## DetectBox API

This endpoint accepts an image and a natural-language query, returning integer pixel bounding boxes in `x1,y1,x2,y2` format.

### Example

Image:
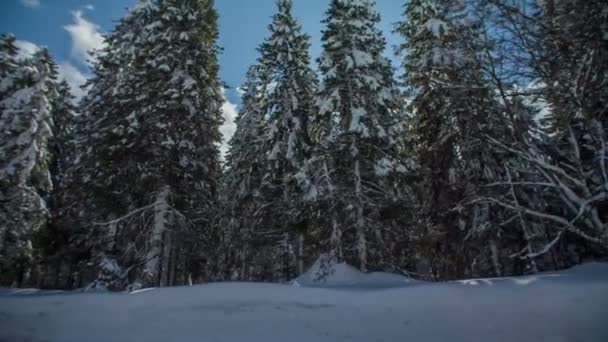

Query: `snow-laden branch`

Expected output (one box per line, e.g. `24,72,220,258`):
92,203,160,226
472,196,603,245
510,231,564,260
487,136,585,188
595,120,608,187
484,126,607,249
92,200,188,227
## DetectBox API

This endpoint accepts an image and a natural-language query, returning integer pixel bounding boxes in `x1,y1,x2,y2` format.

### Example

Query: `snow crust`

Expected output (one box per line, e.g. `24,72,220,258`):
1,263,607,342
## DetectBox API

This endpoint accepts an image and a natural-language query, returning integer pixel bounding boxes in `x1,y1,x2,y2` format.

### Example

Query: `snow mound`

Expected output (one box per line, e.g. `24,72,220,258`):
293,254,416,288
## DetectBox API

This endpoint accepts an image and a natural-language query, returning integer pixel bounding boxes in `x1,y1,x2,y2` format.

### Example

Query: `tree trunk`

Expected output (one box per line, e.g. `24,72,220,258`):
143,186,171,287
490,238,502,277
168,242,177,286
160,231,172,287
297,232,304,275
240,244,248,280
330,215,342,260
354,159,367,272
506,167,538,273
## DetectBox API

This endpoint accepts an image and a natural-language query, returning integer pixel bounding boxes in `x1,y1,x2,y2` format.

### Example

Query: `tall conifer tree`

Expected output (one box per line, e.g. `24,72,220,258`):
309,0,410,271
221,65,269,280
396,0,518,277
63,0,224,289
257,0,317,279
0,36,57,286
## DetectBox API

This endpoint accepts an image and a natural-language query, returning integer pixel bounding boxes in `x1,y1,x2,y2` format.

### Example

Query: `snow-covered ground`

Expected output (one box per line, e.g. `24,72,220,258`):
1,263,608,342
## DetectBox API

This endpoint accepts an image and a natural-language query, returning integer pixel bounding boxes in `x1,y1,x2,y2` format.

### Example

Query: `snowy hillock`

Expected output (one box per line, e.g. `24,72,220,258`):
293,255,416,289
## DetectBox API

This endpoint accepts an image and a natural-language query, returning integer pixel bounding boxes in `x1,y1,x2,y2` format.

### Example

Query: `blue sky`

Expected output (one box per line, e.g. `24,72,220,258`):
0,0,405,151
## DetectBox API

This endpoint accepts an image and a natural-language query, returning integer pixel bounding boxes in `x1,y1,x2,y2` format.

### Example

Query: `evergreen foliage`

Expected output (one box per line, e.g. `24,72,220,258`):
60,0,224,290
0,35,56,286
306,0,412,271
0,0,605,289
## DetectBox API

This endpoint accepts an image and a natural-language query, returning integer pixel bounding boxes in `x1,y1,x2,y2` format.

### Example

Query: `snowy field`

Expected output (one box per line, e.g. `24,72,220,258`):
1,263,608,342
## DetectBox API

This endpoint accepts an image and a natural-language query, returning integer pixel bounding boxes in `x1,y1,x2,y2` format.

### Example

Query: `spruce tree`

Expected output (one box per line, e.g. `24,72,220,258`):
0,36,56,286
310,0,411,271
256,0,317,279
40,80,79,289
221,65,269,280
63,0,224,289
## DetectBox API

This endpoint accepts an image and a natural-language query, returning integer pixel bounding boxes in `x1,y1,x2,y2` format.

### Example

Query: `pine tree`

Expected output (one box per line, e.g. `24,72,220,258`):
62,0,224,290
309,0,411,271
0,36,56,286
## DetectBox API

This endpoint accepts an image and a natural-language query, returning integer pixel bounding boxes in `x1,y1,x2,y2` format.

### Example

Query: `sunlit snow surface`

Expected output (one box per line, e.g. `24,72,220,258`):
1,263,608,342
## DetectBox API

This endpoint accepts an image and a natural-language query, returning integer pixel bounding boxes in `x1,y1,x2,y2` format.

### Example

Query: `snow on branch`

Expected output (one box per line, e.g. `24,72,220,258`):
479,128,608,250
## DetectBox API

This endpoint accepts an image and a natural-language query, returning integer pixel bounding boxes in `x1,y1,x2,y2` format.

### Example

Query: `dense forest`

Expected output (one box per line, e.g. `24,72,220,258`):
0,0,606,291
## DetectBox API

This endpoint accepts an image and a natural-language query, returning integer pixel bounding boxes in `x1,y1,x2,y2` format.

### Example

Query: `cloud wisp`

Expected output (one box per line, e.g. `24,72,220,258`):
20,0,41,9
57,62,89,101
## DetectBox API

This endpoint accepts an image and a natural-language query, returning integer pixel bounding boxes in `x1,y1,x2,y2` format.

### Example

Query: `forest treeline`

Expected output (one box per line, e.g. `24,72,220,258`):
1,0,606,290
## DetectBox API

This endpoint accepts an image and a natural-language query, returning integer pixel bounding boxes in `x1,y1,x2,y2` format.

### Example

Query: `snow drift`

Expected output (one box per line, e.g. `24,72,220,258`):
292,254,416,288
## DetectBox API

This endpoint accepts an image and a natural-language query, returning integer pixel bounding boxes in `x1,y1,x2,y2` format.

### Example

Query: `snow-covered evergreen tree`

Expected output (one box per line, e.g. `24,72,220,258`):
220,1,318,281
0,35,56,286
256,0,317,279
220,65,269,280
308,0,411,271
62,0,224,290
37,79,80,289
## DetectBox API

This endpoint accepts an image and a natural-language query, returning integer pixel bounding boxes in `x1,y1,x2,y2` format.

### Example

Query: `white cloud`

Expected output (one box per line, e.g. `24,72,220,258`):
220,91,239,158
84,4,94,11
20,0,40,9
63,10,105,66
15,40,40,60
58,62,89,101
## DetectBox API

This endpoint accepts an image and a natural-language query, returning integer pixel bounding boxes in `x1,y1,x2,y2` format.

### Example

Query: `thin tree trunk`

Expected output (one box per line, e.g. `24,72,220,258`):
297,232,304,275
323,160,342,261
490,238,502,277
168,242,177,286
53,258,62,289
160,231,172,287
507,167,538,273
354,158,367,272
330,216,342,260
240,244,248,280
